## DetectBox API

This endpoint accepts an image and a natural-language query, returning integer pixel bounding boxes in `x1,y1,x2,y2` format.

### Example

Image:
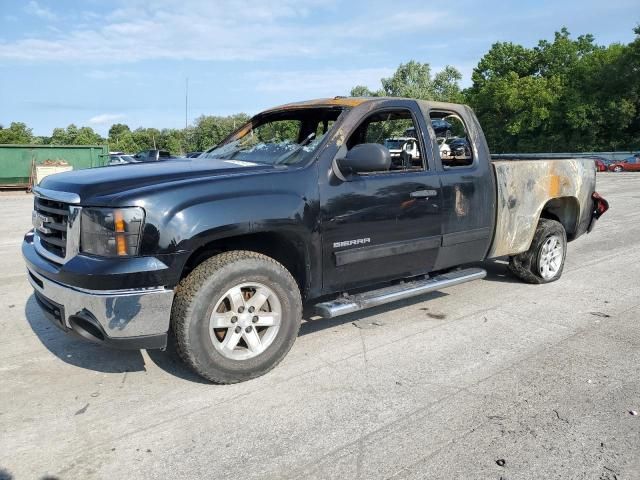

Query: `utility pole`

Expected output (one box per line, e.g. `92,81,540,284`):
184,77,189,155
185,77,189,130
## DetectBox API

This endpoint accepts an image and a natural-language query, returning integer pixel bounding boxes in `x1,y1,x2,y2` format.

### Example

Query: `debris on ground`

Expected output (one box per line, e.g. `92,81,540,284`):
352,320,384,329
427,312,446,319
74,403,89,416
629,410,638,416
553,409,569,423
589,312,611,318
496,459,506,467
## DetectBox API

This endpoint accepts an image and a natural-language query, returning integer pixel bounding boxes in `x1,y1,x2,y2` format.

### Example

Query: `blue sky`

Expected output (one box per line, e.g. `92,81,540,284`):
0,0,638,136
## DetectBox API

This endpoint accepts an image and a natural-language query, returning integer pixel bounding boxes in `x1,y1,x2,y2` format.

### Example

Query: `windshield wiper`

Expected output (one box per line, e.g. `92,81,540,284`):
274,132,316,165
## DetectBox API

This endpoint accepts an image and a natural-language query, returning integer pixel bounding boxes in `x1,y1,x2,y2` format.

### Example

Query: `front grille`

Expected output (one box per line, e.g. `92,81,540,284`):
34,196,70,260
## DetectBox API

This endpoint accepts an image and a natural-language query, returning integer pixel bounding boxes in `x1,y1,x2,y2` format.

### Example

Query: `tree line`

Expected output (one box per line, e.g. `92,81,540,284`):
1,27,638,154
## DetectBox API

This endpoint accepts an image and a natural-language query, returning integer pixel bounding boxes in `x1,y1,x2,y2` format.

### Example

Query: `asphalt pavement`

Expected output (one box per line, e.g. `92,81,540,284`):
1,173,638,479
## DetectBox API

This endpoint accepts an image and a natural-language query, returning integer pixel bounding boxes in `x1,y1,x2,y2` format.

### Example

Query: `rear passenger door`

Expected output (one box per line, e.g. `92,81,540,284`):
425,106,495,269
319,100,443,293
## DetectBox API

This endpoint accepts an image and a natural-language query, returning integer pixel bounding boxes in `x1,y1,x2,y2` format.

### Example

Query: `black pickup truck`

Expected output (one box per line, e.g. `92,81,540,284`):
23,97,608,383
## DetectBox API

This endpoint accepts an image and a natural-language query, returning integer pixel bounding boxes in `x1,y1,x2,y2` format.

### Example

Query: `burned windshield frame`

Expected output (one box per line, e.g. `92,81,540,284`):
201,107,346,166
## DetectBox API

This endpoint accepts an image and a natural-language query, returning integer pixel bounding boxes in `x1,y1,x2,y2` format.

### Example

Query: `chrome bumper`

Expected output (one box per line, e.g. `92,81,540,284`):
27,267,174,349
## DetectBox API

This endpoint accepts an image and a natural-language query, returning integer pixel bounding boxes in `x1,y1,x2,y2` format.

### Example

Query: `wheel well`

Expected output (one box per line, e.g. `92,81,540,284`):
181,232,309,296
540,197,579,239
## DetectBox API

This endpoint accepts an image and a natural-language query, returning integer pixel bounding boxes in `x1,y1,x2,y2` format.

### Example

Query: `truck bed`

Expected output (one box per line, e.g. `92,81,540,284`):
487,157,596,258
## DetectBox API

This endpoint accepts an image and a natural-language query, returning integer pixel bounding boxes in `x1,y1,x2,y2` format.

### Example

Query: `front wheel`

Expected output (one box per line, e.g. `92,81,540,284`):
172,251,302,383
613,166,622,172
508,219,567,284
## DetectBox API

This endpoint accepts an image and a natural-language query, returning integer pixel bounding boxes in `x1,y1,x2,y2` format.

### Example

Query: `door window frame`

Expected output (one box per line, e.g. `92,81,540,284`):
425,108,478,172
337,106,432,176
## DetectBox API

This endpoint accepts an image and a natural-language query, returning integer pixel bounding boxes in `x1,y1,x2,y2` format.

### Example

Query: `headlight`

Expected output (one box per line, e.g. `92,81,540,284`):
80,207,145,257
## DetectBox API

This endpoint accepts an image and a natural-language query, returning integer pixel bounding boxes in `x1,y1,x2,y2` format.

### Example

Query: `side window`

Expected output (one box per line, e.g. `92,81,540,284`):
346,109,424,173
429,111,473,168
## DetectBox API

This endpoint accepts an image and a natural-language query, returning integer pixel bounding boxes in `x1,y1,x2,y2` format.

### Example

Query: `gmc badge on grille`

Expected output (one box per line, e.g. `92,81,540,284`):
32,211,53,235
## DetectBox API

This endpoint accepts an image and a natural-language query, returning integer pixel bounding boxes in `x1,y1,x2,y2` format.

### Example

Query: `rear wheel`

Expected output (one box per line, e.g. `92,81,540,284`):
508,219,567,284
172,251,302,383
613,165,622,172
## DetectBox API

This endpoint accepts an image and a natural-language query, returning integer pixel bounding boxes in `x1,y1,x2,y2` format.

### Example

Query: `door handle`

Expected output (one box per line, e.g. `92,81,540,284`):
410,189,438,198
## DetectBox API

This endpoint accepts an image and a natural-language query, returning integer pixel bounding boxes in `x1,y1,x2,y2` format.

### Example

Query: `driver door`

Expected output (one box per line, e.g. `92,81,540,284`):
319,102,443,293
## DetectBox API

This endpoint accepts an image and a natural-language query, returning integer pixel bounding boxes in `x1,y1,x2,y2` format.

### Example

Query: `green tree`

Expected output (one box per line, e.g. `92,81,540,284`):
108,124,139,153
350,61,463,102
351,60,462,102
466,27,639,152
157,128,184,154
349,85,378,97
75,126,103,145
191,113,250,151
108,123,131,139
0,122,33,144
50,124,103,145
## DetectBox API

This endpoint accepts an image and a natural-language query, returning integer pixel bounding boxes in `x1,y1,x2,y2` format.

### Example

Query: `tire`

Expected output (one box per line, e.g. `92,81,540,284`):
171,251,302,384
508,219,567,284
613,166,622,172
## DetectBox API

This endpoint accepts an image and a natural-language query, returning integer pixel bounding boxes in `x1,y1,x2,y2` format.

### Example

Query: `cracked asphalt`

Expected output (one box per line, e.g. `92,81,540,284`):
1,174,639,479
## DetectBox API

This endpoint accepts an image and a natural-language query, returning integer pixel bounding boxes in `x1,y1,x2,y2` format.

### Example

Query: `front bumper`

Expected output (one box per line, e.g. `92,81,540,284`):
23,235,174,350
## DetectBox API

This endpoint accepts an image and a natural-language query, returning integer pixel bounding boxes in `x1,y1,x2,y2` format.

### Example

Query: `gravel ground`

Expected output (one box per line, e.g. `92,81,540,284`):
0,173,639,480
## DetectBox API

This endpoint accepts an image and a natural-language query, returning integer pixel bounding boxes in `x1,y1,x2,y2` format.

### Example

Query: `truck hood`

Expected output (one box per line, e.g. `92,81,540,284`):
38,157,274,203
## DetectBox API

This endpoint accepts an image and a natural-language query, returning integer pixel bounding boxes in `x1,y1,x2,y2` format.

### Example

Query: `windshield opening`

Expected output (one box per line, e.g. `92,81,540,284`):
201,107,344,165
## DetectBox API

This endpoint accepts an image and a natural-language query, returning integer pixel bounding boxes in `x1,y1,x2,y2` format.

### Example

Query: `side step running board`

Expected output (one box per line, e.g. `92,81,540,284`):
314,267,486,319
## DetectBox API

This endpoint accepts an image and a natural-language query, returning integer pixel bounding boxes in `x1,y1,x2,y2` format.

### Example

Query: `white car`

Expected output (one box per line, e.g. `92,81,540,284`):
108,154,137,166
438,137,451,158
384,137,420,160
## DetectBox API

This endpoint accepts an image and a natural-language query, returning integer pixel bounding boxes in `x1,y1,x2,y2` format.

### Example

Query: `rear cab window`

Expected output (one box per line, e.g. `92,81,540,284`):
429,111,473,169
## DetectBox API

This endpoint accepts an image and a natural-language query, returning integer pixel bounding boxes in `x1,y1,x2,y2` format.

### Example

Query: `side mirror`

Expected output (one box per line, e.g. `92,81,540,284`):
338,143,391,175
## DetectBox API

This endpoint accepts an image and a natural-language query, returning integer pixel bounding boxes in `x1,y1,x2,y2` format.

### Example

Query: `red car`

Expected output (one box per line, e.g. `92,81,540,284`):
594,159,607,171
609,155,640,172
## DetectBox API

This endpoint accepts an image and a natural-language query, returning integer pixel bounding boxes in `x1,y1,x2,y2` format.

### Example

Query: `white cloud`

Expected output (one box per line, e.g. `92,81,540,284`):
0,0,449,63
88,113,125,125
24,1,57,21
251,68,395,96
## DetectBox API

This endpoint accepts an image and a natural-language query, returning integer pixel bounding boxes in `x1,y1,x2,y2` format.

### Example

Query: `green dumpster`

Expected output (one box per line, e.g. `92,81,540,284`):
0,144,108,188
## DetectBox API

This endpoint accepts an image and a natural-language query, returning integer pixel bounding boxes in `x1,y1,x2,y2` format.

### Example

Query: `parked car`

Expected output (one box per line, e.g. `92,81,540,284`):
438,137,471,164
24,97,608,384
405,119,453,139
447,137,471,157
132,149,175,162
608,155,640,172
108,154,137,166
580,156,611,172
431,118,453,137
383,137,420,168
